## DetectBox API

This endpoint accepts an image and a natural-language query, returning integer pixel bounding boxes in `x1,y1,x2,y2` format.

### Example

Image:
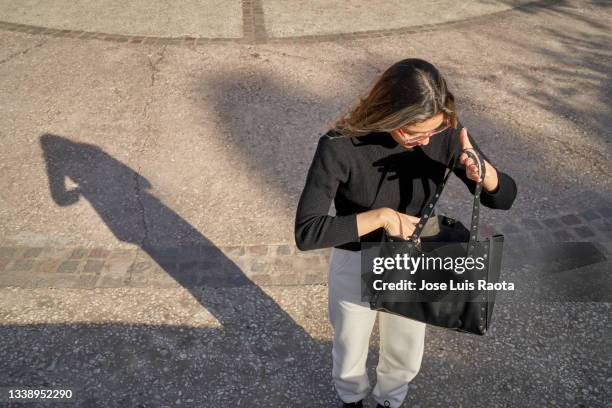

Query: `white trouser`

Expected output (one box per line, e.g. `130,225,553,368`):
327,247,426,408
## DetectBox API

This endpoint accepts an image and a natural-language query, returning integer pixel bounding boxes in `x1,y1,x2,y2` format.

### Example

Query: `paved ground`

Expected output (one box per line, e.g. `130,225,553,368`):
0,0,532,40
0,0,611,407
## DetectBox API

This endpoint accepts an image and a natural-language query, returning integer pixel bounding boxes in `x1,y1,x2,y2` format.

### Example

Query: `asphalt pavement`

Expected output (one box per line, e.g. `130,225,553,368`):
0,1,610,406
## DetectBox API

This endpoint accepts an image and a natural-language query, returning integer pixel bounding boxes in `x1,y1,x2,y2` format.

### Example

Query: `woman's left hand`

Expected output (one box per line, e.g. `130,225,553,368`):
458,127,500,193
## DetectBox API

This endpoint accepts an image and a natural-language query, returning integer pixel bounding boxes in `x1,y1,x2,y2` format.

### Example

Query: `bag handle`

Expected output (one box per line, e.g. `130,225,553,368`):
463,149,486,251
409,148,486,248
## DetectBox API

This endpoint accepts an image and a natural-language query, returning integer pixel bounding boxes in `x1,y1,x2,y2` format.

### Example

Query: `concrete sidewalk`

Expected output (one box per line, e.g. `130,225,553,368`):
0,0,611,406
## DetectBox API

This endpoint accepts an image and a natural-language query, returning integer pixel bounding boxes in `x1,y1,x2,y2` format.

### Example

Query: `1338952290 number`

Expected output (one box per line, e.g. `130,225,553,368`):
6,388,73,400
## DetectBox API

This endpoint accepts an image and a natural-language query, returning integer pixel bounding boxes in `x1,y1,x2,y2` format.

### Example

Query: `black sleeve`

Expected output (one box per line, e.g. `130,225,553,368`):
448,121,518,210
294,135,359,251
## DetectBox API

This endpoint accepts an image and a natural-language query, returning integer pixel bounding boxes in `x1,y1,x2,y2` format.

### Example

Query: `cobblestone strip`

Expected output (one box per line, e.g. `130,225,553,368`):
0,0,554,45
501,205,612,243
242,0,268,43
1,200,610,289
0,21,231,46
439,189,612,254
0,244,331,289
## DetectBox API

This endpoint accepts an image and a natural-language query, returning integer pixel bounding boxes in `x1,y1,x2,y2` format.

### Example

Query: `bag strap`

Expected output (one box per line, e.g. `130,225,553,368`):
410,148,486,247
463,149,486,255
408,153,458,241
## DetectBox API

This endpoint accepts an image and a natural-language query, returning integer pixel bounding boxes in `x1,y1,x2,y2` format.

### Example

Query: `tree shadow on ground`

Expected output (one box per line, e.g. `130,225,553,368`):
467,2,611,148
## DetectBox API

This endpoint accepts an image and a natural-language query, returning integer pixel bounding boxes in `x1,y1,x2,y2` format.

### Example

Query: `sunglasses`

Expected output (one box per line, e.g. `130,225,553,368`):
399,118,451,141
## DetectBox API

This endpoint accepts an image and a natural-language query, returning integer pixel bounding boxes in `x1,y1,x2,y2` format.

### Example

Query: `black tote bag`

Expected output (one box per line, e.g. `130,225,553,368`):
366,149,504,335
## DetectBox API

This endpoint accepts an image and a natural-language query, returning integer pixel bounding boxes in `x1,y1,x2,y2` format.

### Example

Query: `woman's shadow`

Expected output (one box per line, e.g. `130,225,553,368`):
38,133,336,405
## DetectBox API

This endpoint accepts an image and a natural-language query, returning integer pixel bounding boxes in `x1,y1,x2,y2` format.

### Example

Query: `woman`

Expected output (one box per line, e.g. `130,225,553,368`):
294,58,517,407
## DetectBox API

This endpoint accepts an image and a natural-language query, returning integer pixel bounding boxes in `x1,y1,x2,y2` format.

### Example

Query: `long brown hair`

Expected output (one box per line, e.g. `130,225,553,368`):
329,58,459,137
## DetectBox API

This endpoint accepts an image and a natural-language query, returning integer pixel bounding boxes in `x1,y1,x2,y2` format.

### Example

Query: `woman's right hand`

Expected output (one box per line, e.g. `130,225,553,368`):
379,208,421,240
